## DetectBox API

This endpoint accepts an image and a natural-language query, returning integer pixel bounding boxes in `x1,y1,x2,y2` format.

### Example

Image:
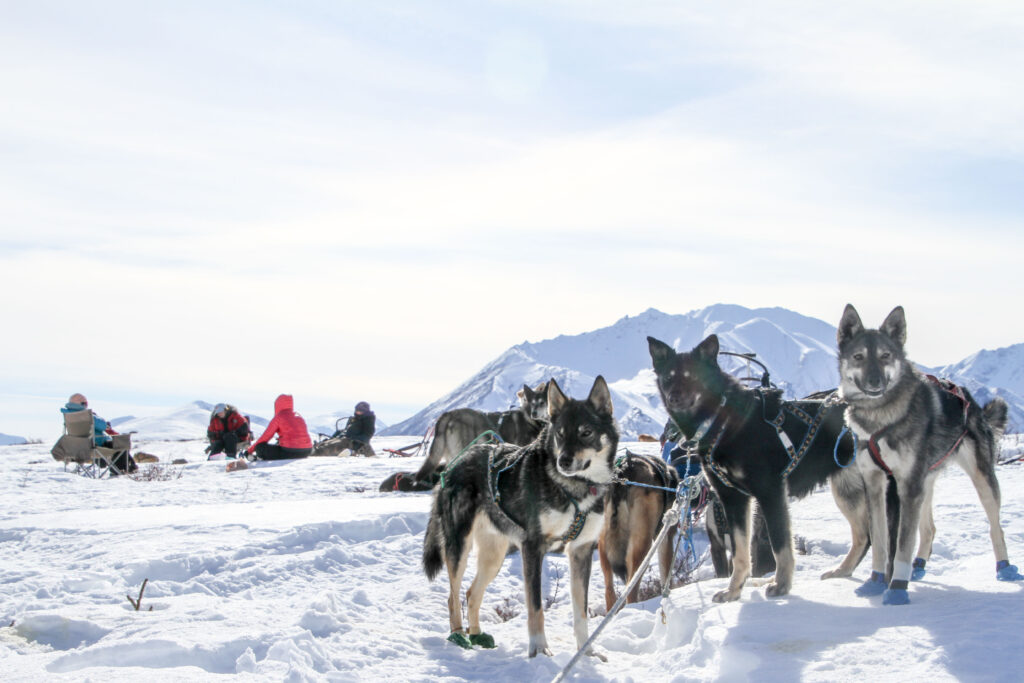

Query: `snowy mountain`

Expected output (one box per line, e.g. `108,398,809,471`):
383,304,1024,439
934,343,1024,434
0,433,28,446
115,401,269,442
107,402,387,443
383,305,844,439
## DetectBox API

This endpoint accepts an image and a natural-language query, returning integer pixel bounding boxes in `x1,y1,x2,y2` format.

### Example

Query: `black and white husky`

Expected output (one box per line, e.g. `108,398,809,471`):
648,335,861,602
838,304,1022,604
422,377,617,658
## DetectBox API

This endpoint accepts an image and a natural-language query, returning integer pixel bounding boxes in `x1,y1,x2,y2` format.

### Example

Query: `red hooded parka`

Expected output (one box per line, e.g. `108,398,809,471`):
250,394,312,451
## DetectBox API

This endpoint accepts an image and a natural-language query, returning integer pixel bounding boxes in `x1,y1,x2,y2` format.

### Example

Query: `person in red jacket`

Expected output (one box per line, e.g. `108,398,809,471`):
206,403,250,459
247,394,313,461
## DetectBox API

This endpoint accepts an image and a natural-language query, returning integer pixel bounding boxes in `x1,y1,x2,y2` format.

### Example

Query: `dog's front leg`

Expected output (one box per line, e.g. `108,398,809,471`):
854,460,892,598
883,474,926,605
522,541,551,657
757,489,794,597
714,492,751,602
568,540,606,661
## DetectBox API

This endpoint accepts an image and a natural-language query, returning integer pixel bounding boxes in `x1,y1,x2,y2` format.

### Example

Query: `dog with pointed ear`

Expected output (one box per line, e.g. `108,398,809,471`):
546,376,617,483
838,304,907,348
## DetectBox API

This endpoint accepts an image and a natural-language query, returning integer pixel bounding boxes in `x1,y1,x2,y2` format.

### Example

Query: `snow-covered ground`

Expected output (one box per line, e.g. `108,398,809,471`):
2,436,1024,682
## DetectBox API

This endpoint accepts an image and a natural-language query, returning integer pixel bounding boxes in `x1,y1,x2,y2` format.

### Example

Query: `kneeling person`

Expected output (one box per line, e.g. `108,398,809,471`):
207,403,250,458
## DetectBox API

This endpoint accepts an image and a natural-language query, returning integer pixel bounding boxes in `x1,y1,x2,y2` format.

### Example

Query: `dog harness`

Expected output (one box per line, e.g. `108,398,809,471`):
761,389,849,478
866,376,971,476
487,442,599,545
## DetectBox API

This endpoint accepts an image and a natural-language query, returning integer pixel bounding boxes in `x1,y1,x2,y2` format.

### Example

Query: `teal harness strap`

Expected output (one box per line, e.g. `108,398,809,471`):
438,429,504,489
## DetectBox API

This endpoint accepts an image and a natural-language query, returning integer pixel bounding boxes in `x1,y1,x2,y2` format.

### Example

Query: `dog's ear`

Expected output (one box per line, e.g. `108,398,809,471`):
838,304,864,347
880,306,907,346
517,384,531,402
547,379,568,418
587,375,613,417
647,336,676,369
693,334,719,361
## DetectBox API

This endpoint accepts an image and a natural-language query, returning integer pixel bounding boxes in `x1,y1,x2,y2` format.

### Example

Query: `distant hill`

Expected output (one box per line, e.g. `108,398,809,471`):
109,402,386,442
115,401,269,442
383,304,844,439
382,304,1024,438
1,433,28,446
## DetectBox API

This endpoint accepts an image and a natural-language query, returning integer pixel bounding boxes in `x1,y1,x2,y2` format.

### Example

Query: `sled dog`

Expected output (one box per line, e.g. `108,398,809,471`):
422,377,617,658
648,335,861,602
412,382,549,485
599,452,679,610
837,304,1021,604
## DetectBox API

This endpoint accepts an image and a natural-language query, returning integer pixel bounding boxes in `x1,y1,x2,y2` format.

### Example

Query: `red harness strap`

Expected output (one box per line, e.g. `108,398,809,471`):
925,375,970,472
869,377,971,476
867,426,894,476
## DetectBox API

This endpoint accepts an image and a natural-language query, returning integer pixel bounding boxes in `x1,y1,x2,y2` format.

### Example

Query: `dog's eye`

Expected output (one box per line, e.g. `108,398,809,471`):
879,352,891,360
579,426,592,439
853,353,864,361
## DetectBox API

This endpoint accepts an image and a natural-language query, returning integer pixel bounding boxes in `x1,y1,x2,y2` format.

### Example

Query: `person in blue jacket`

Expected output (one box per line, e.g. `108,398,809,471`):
61,393,137,473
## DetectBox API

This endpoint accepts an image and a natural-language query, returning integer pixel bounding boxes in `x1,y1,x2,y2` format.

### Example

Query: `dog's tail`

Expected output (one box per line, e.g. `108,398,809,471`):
983,397,1009,441
423,495,445,580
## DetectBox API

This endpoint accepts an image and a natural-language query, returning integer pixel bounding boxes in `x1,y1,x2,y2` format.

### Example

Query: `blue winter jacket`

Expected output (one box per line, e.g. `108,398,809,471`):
61,402,112,446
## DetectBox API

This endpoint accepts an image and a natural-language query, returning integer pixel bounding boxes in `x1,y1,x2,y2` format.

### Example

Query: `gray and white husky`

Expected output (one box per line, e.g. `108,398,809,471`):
422,377,616,658
411,382,549,485
837,304,1022,605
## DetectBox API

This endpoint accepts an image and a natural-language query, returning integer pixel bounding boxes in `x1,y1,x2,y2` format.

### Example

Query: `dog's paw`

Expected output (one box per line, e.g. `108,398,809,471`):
882,588,910,605
585,648,608,662
712,589,740,603
528,634,552,658
996,560,1024,581
820,568,851,580
469,632,496,649
447,631,473,649
765,582,790,598
854,571,887,597
911,558,927,581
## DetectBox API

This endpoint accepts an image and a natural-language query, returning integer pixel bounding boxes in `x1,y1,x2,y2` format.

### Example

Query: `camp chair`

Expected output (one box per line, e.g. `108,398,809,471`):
51,409,133,478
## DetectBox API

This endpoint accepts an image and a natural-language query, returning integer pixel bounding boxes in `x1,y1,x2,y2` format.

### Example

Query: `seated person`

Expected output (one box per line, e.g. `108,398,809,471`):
246,394,313,461
61,393,138,474
206,403,250,459
332,401,376,456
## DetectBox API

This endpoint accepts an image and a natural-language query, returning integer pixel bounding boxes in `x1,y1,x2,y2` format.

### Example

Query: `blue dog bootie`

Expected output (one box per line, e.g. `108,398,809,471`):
911,557,927,581
996,560,1024,582
855,571,887,597
883,580,910,606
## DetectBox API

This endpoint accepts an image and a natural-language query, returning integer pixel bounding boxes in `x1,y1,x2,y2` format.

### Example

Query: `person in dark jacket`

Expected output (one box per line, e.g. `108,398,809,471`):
247,394,313,461
332,401,376,456
206,403,250,459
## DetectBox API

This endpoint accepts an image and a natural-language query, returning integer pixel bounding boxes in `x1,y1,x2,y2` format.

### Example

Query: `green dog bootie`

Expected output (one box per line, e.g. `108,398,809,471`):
447,631,473,649
469,632,496,649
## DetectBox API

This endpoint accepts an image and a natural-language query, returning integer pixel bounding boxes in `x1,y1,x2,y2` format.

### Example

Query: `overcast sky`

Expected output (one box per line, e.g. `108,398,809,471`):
3,1,1023,439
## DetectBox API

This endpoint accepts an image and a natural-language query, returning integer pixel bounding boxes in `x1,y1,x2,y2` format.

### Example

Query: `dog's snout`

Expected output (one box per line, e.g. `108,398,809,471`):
558,454,575,471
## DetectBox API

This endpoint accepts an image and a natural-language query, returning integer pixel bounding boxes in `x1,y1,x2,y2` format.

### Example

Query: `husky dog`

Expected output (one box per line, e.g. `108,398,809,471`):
378,467,440,492
838,304,1022,604
648,335,862,602
422,377,617,658
411,382,549,485
598,452,679,610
